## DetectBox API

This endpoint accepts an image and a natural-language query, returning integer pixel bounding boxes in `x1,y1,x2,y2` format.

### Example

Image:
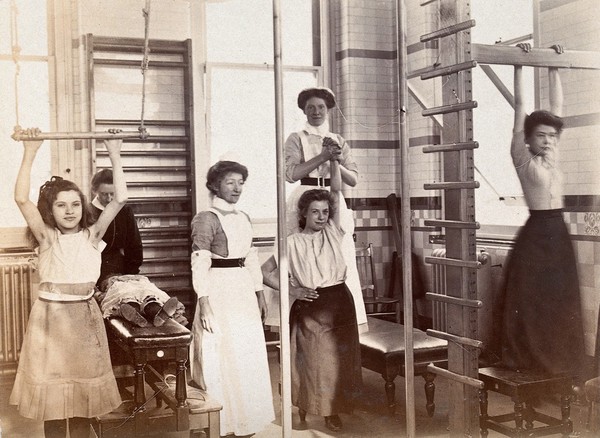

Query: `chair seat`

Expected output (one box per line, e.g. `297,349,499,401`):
363,296,399,305
585,376,600,402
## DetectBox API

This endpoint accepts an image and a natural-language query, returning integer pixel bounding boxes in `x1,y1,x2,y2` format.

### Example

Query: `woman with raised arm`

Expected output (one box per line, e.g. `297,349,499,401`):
10,130,125,438
498,44,585,376
264,157,362,432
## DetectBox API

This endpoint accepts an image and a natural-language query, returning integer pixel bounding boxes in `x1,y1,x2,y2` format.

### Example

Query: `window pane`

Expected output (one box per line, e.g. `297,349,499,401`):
0,0,48,56
209,66,317,219
471,1,533,226
206,0,314,66
0,60,51,228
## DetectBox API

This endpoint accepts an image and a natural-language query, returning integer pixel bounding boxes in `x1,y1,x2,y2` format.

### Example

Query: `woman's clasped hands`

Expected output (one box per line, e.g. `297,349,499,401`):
322,137,342,161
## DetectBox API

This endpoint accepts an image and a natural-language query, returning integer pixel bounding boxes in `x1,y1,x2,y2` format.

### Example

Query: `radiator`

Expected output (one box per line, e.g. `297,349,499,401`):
430,248,493,348
0,256,35,376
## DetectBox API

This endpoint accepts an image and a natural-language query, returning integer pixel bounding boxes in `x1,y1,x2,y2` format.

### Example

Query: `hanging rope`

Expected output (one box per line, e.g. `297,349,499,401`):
139,0,152,139
11,0,21,130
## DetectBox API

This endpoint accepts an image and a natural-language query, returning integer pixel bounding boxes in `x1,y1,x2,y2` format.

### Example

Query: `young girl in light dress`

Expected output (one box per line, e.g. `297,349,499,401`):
10,129,125,438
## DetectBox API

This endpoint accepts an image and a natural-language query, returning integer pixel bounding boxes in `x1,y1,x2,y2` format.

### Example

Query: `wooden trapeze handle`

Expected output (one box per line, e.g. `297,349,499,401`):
11,126,149,141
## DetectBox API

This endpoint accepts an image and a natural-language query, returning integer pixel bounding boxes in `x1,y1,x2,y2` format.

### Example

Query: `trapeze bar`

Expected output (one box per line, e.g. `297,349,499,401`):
424,255,481,269
425,293,482,309
424,219,480,229
420,60,477,80
12,128,149,141
422,141,479,153
420,19,476,43
422,101,478,117
427,329,483,349
427,364,484,389
424,181,480,190
472,44,600,70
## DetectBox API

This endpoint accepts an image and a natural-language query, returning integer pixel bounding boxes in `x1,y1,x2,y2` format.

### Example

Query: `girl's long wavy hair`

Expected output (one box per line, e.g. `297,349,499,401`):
296,189,335,230
26,176,93,245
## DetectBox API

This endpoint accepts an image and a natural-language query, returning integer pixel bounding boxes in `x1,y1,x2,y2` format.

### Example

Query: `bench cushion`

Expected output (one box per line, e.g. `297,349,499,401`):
107,317,192,348
359,317,447,360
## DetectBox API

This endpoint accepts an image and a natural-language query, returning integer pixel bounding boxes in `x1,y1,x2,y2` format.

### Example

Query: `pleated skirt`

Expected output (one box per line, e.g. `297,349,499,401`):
10,284,121,420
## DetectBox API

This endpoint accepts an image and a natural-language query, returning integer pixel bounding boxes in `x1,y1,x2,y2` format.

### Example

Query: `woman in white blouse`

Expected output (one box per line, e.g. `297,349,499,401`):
264,158,362,432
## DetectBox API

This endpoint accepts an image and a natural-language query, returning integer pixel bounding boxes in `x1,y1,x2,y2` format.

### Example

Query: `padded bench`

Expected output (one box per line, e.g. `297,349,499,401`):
93,317,222,438
359,316,448,415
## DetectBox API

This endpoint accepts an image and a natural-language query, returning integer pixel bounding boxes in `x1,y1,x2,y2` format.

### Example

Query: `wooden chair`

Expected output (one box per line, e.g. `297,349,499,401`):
584,308,600,432
356,243,401,322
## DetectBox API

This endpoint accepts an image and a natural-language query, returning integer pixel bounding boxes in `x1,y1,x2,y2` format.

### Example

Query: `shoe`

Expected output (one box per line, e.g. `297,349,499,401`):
324,415,342,432
153,297,178,327
120,303,149,327
298,408,307,422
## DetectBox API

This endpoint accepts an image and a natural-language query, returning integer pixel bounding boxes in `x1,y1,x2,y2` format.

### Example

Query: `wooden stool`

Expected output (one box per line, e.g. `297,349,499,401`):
478,366,573,437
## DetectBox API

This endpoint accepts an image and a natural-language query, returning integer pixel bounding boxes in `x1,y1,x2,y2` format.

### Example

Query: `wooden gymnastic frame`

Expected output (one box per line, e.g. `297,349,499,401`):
10,0,154,143
272,1,293,437
413,2,600,437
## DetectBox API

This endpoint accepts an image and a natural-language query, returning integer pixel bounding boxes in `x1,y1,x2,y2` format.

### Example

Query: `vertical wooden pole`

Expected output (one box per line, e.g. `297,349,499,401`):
396,1,416,436
438,0,479,435
272,1,292,437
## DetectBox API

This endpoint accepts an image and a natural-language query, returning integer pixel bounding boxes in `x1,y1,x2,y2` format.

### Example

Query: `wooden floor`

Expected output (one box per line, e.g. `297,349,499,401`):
0,351,595,437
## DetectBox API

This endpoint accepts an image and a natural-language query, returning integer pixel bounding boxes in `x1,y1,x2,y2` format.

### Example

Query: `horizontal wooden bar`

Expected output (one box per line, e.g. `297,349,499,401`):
122,167,191,173
422,141,479,153
420,19,476,43
12,128,148,141
427,329,483,349
421,60,477,80
96,119,188,127
425,293,482,309
93,58,187,69
472,44,600,70
97,149,189,156
425,256,481,269
424,181,480,190
127,181,190,187
128,196,190,203
427,364,484,389
422,101,478,117
424,219,480,229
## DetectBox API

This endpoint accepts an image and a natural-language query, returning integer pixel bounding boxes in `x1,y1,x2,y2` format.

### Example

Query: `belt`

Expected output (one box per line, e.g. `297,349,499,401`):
38,289,95,302
300,177,330,187
211,258,245,268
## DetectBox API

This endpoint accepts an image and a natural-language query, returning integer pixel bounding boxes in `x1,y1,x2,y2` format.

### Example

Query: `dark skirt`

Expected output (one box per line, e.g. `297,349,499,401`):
290,282,362,416
500,209,585,375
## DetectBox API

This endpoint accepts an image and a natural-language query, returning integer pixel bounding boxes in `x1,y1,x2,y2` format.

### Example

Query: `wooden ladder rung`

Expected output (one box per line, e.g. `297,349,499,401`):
421,60,477,80
128,196,190,204
425,292,482,308
97,149,189,156
427,364,484,389
425,256,480,269
420,19,476,43
122,166,191,172
423,141,479,153
422,101,477,117
427,329,483,349
127,181,190,187
424,181,480,190
424,219,479,229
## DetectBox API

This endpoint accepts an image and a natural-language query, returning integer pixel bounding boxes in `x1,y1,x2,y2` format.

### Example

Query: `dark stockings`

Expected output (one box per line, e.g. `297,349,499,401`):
44,417,90,438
